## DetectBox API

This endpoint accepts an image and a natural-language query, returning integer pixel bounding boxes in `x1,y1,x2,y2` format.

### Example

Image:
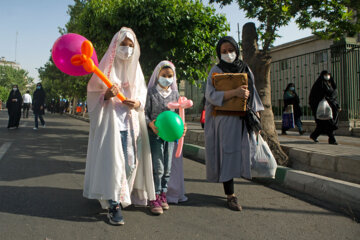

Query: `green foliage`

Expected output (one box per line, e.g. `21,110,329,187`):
0,86,9,103
63,0,229,85
295,0,360,40
0,65,34,101
38,58,88,102
211,0,360,51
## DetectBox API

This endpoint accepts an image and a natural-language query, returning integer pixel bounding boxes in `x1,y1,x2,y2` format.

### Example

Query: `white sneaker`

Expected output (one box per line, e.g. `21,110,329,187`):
33,127,38,130
42,124,46,128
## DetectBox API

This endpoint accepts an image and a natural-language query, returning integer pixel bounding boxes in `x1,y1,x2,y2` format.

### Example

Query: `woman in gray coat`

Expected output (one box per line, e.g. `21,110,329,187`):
205,36,264,211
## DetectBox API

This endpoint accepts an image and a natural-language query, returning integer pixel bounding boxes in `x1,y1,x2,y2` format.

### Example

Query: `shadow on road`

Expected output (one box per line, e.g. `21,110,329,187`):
0,186,102,222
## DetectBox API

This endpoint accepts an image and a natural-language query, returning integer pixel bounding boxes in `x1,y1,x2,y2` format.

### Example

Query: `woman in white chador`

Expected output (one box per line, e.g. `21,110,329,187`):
84,27,155,225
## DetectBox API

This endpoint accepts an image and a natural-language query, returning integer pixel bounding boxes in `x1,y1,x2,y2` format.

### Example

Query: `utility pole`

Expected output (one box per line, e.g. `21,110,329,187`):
237,23,242,60
15,31,18,62
237,23,240,44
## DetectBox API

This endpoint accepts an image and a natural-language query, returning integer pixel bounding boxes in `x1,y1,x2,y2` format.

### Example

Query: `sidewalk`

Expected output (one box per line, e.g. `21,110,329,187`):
183,121,360,217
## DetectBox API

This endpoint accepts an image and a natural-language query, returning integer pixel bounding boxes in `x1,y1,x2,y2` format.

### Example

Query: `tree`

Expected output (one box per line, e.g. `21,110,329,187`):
0,65,34,102
64,0,229,84
211,0,359,165
40,0,229,111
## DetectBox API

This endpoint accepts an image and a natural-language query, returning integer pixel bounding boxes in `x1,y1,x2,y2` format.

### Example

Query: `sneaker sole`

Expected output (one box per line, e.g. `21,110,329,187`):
107,213,125,225
149,208,163,215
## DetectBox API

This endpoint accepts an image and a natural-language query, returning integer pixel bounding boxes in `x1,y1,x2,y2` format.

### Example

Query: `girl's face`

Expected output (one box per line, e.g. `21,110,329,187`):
120,37,134,48
159,67,174,79
158,67,174,89
220,42,236,55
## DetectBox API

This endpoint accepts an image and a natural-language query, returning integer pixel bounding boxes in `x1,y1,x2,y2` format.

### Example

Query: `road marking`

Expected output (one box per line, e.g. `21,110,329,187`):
0,142,12,161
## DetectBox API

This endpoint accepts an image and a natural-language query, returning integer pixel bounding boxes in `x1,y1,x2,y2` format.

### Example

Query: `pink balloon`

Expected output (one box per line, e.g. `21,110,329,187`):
167,97,193,158
52,33,99,76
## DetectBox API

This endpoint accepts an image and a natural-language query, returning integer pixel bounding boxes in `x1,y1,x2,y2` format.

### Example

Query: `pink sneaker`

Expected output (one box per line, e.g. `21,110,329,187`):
149,195,163,215
160,192,169,210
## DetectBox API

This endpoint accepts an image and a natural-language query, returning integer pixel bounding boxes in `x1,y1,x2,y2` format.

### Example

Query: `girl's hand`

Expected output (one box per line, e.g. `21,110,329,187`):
149,119,158,135
104,85,120,100
182,123,187,137
123,99,140,110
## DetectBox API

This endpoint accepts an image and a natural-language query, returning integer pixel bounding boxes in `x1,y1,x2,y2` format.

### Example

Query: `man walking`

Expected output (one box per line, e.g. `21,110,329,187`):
23,90,32,118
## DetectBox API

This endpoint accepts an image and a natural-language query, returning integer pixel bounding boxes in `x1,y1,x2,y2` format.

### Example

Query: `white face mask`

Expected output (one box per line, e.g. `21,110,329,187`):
221,51,237,63
13,88,17,91
158,76,173,87
116,46,134,60
324,75,330,80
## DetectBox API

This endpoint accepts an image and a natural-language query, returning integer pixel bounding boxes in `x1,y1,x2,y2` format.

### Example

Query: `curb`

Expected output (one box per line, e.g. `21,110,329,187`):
65,113,90,123
183,143,360,217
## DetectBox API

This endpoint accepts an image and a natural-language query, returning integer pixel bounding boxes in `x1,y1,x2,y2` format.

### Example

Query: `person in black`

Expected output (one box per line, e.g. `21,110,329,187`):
282,83,305,135
6,85,23,129
309,71,340,145
33,83,46,130
50,98,56,114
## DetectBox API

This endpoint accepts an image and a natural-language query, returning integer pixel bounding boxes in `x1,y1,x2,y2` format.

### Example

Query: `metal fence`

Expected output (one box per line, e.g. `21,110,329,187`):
271,44,360,120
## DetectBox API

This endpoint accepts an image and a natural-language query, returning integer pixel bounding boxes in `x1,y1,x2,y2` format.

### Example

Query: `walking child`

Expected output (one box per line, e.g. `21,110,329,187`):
145,60,187,215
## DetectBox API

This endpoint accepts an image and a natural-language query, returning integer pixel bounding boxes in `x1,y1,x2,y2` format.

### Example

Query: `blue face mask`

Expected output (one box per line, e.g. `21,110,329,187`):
158,76,173,87
289,87,295,91
37,86,41,90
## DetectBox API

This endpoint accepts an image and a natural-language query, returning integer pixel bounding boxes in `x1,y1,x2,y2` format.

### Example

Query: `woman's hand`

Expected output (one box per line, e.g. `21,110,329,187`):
123,99,140,110
104,84,120,100
234,85,250,99
149,119,158,135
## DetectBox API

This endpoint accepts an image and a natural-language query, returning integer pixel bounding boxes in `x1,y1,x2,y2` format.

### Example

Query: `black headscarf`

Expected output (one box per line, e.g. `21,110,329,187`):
6,85,23,109
216,36,247,73
283,83,302,117
33,83,46,115
309,70,339,127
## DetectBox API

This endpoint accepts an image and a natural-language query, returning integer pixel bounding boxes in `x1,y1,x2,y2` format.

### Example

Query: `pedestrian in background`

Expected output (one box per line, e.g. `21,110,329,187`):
204,36,264,211
23,90,32,118
32,83,46,130
6,84,23,129
281,83,305,135
309,71,340,145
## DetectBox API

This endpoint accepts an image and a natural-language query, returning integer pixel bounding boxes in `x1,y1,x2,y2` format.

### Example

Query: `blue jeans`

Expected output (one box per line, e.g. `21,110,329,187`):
34,114,45,128
149,130,175,194
110,130,128,206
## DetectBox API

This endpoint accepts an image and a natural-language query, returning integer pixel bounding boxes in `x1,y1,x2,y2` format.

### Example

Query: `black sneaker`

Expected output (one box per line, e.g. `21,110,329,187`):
227,196,242,211
310,135,319,143
107,204,124,225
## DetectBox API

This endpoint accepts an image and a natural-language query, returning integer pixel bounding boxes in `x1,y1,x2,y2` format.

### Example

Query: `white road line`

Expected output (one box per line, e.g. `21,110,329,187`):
0,142,12,161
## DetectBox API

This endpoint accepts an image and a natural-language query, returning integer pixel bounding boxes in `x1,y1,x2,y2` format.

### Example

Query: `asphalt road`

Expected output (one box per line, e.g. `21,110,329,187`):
0,110,358,240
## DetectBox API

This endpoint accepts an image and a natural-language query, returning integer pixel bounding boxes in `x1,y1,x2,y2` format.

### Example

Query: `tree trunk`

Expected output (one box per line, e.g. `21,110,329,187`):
242,22,288,166
72,97,77,115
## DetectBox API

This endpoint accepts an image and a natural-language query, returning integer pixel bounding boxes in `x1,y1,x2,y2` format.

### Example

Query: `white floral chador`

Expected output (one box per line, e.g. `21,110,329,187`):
84,27,155,208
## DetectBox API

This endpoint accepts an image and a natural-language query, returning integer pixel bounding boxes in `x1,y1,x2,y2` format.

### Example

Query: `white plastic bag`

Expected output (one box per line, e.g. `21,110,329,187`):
316,98,333,120
251,135,278,178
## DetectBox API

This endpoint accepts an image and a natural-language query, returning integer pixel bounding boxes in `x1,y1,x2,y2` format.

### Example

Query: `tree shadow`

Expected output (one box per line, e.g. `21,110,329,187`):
0,186,102,222
178,193,226,208
184,178,258,185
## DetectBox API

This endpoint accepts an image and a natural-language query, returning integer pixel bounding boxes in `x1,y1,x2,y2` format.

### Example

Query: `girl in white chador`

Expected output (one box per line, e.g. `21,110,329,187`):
84,27,155,225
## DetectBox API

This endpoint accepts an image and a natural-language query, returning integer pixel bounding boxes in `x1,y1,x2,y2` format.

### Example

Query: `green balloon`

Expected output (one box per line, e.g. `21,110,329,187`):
155,111,184,142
